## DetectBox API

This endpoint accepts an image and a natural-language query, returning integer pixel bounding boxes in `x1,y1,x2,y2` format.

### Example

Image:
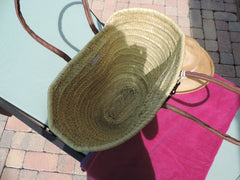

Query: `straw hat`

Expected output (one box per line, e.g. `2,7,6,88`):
48,8,185,152
176,36,214,94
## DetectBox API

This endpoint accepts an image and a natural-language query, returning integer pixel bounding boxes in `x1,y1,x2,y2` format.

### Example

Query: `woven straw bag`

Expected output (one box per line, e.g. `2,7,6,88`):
15,0,240,152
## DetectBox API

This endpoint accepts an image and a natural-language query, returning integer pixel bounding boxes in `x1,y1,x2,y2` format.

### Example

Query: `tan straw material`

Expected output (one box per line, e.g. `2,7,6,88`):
176,36,215,94
48,8,185,152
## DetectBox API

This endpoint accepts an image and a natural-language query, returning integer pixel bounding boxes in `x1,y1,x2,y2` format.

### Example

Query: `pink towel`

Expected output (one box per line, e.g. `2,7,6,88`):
82,75,240,180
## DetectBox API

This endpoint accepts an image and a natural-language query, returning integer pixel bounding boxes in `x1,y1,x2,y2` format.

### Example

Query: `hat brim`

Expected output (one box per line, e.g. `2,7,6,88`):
176,37,215,94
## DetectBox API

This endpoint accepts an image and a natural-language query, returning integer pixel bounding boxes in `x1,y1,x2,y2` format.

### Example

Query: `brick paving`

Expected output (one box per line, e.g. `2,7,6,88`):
0,0,239,179
0,116,87,180
189,0,240,85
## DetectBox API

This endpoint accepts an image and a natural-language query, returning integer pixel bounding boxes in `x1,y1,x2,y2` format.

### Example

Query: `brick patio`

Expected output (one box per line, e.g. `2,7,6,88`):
1,0,240,179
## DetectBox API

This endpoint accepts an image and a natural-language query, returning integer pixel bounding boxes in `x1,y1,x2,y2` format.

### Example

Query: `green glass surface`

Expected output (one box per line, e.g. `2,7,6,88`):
0,0,103,125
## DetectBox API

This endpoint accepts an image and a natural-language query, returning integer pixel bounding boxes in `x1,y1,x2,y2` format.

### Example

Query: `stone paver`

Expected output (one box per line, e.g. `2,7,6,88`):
237,66,240,77
205,40,218,51
1,167,20,180
0,114,8,122
23,152,58,172
214,12,237,21
232,43,240,65
230,32,240,42
208,52,220,64
0,148,9,175
214,64,236,77
57,154,75,174
177,0,189,16
19,169,38,180
201,1,225,11
215,20,229,30
166,6,178,16
0,121,6,138
229,22,240,31
190,9,202,28
203,19,217,40
5,116,31,132
178,16,190,28
73,175,89,180
0,130,15,148
190,0,240,83
11,132,31,150
36,172,72,180
1,1,239,180
44,139,65,154
217,30,232,52
27,133,45,152
202,10,214,19
220,52,234,65
5,149,25,168
225,3,237,13
191,28,204,39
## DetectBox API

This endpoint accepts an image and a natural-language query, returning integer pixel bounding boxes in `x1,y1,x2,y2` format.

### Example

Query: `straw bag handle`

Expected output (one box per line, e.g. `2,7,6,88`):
14,0,98,62
164,70,240,146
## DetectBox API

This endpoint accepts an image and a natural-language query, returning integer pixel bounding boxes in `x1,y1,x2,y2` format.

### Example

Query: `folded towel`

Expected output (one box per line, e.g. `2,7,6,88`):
81,75,240,180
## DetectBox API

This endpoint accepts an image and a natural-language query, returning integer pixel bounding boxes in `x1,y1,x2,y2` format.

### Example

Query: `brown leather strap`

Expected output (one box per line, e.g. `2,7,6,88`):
163,103,240,146
14,0,71,62
186,71,240,94
14,0,98,62
82,0,99,34
164,71,240,146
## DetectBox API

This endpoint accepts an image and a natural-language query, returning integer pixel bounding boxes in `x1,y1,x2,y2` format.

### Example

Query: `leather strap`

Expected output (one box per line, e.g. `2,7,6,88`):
163,103,240,146
14,0,98,62
164,71,240,146
186,71,240,94
82,0,99,34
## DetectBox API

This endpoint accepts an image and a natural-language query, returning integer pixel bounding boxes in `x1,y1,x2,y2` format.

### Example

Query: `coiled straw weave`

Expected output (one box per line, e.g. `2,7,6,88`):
48,8,185,152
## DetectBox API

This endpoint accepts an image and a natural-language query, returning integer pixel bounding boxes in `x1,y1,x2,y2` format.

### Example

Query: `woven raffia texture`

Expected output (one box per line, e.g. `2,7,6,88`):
48,8,185,152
